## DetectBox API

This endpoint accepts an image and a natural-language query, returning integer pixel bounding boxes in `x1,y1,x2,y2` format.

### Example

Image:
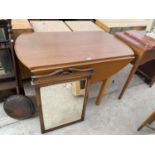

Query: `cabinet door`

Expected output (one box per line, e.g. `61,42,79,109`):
0,28,14,80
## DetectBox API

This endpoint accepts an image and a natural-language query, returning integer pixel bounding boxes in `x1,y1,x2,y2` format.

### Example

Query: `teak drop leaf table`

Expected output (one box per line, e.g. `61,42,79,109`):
15,32,134,106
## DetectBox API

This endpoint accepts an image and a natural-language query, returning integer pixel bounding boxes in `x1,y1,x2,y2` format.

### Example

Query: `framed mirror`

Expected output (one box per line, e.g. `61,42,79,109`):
32,68,93,133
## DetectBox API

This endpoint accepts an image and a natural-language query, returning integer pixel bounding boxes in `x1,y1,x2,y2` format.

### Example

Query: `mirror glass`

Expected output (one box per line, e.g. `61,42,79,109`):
40,80,85,130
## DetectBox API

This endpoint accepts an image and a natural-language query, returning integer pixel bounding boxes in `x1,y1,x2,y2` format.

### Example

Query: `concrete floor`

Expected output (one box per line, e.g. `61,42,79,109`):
0,64,155,135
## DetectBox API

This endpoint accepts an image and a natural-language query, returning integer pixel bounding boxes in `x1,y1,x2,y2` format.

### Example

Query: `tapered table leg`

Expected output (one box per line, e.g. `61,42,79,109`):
137,111,155,131
118,57,142,99
96,78,110,105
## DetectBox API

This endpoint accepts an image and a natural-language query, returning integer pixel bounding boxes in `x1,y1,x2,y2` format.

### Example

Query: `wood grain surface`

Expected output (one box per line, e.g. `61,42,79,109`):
65,21,103,31
96,19,149,32
96,19,149,28
12,19,32,30
30,20,71,32
12,19,33,39
15,31,134,72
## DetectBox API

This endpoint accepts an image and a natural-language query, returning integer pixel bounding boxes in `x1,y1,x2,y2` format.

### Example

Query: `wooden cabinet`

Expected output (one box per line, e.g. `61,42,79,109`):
136,60,155,87
115,30,155,98
0,20,23,100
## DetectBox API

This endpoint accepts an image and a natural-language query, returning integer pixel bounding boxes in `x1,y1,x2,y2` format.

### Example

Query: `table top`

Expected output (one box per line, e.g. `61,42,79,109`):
115,31,155,65
12,19,32,30
30,20,71,32
15,31,134,73
96,19,149,28
65,21,103,31
115,31,148,51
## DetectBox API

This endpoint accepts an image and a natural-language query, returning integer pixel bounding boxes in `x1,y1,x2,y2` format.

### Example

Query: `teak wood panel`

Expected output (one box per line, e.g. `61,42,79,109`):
96,19,149,32
12,19,32,29
30,20,71,32
12,19,33,40
65,21,103,32
15,32,134,72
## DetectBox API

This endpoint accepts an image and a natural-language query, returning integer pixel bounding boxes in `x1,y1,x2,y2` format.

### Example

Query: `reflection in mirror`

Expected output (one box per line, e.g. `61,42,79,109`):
40,80,85,130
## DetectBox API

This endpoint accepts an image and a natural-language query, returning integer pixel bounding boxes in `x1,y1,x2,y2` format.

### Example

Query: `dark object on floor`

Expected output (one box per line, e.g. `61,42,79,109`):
136,60,155,87
138,111,155,131
3,95,35,119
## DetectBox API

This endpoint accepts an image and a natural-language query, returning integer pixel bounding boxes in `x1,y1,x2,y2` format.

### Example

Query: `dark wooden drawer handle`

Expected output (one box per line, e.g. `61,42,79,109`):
31,68,94,79
69,68,94,72
31,69,64,79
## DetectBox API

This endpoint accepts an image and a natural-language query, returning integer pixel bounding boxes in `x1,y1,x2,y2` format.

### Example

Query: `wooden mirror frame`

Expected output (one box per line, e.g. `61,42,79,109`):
32,68,94,133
